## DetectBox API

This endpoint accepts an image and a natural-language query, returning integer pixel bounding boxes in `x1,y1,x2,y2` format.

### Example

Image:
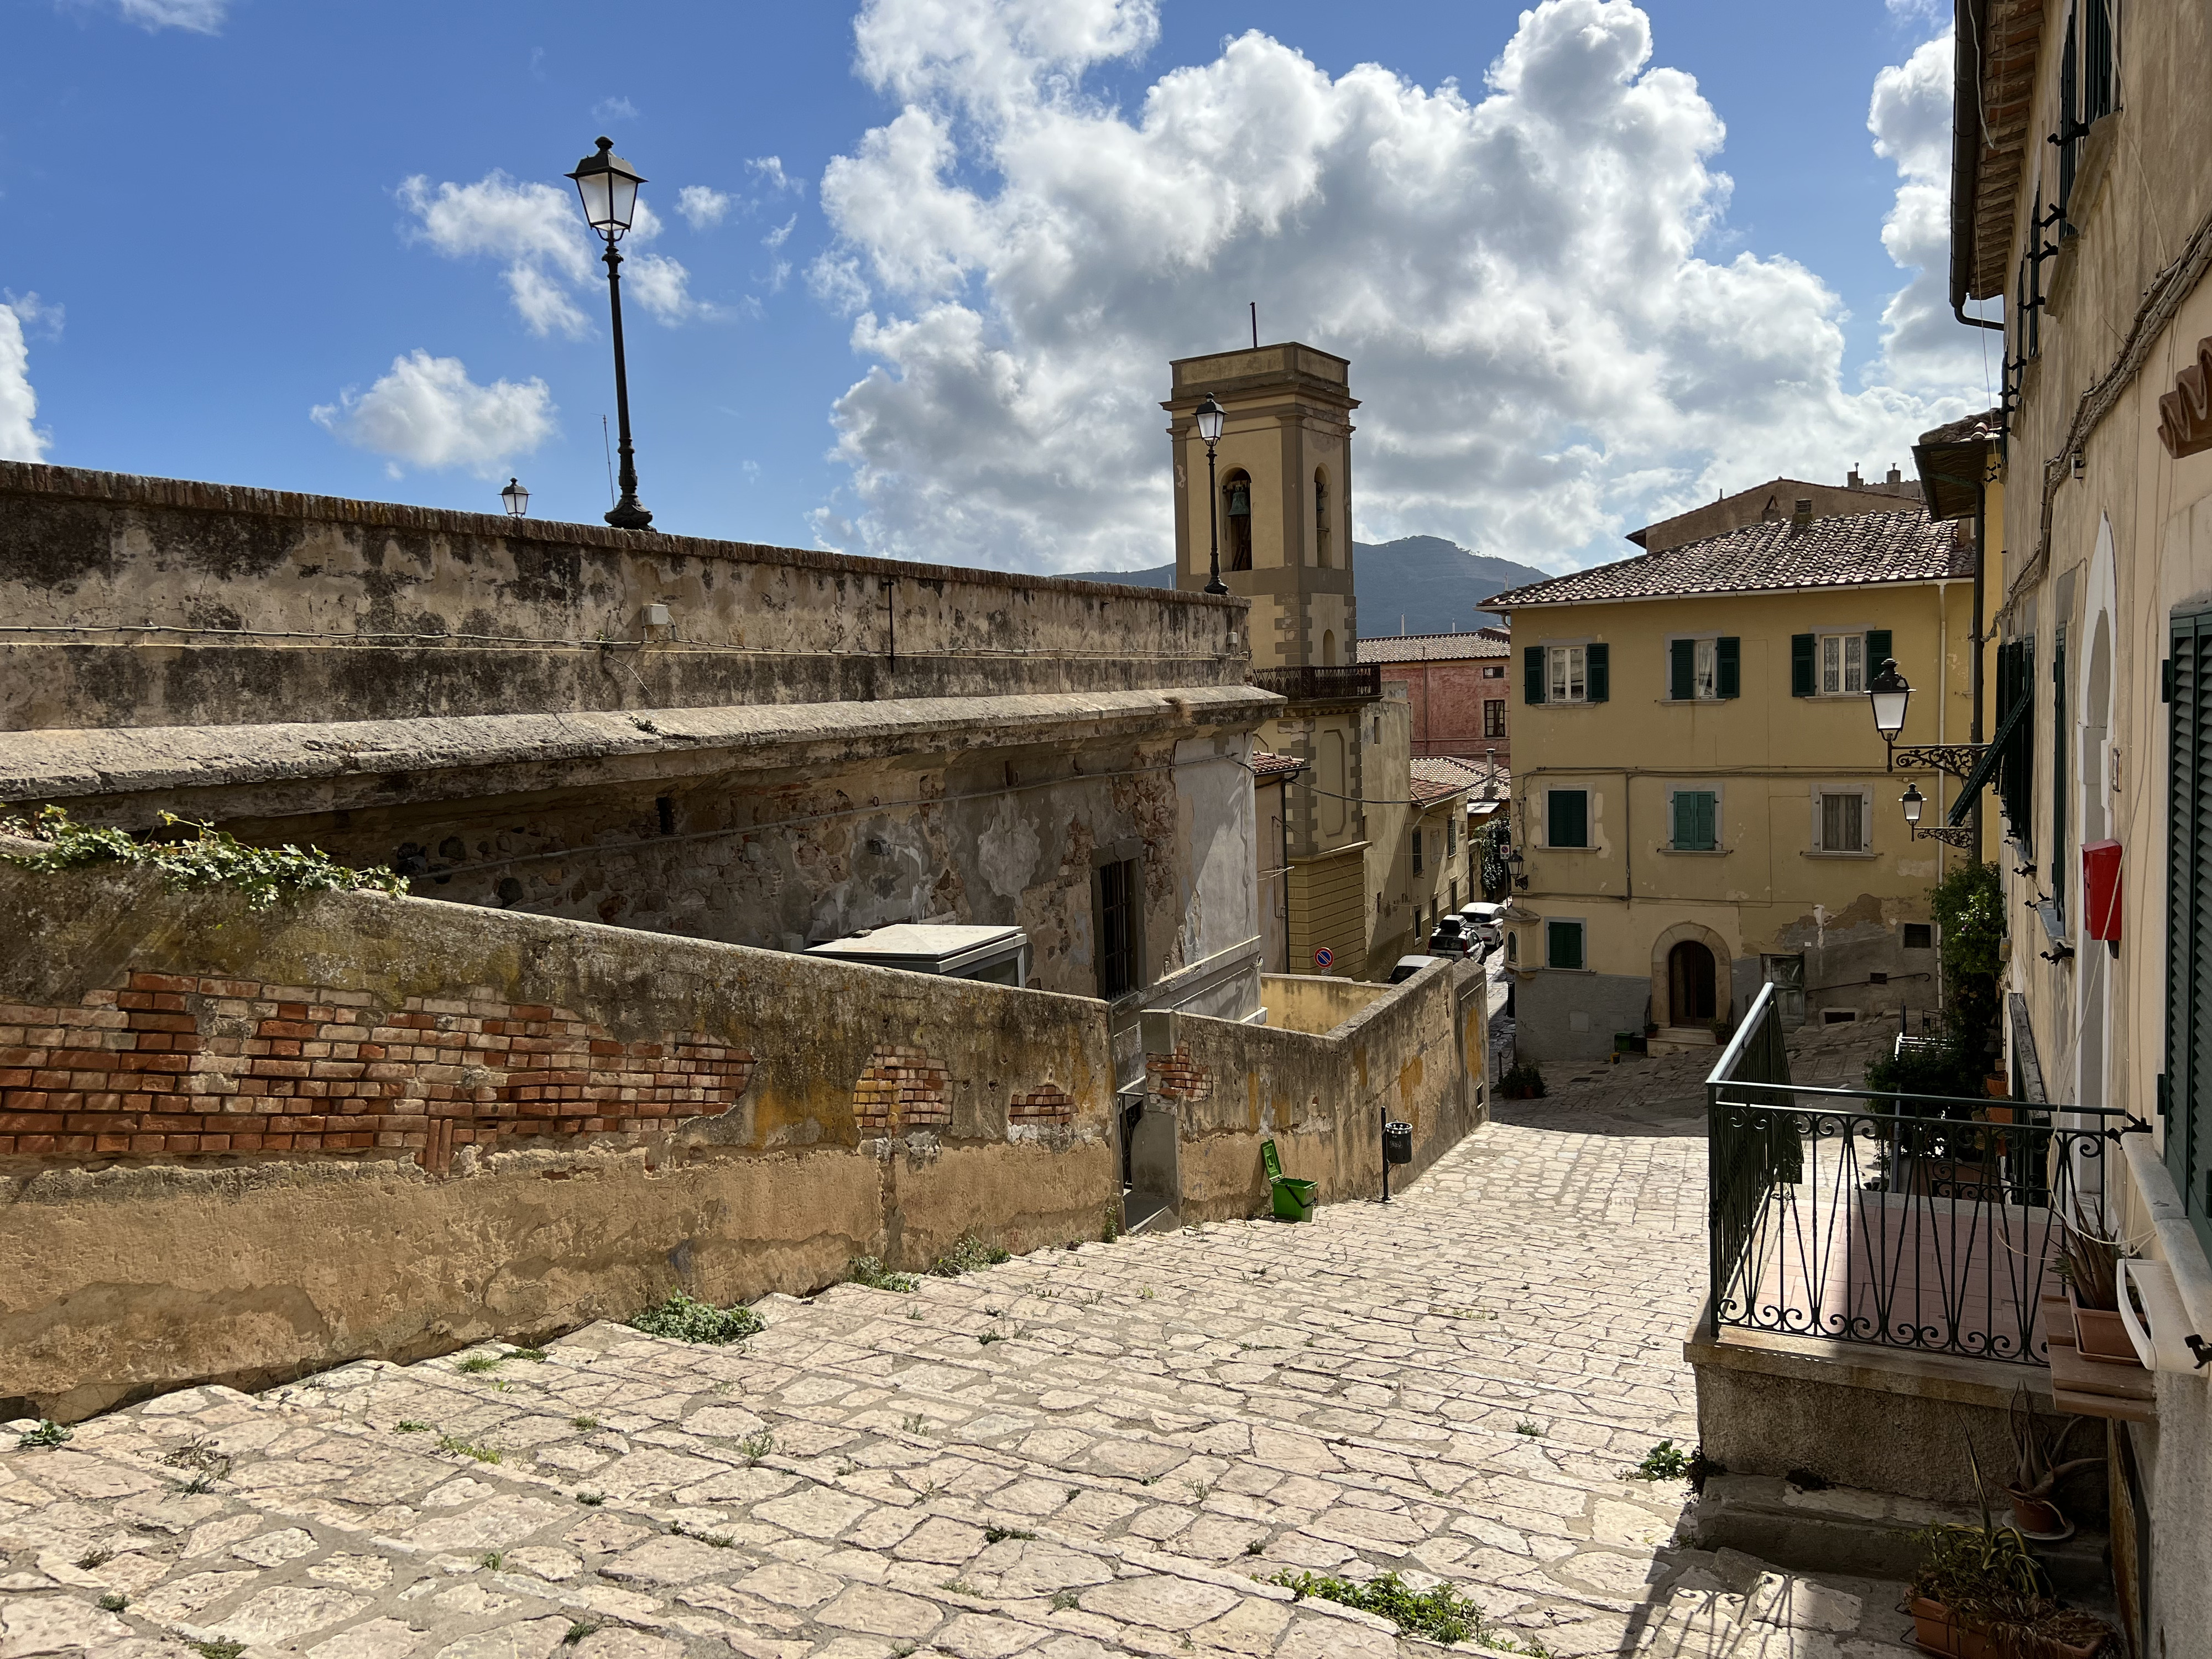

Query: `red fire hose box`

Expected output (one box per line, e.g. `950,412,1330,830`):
2083,839,2122,942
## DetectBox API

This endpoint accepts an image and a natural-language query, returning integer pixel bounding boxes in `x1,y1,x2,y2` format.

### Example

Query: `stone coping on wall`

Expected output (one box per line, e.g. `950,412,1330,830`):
1683,1313,2057,1412
0,684,1283,807
0,460,1246,614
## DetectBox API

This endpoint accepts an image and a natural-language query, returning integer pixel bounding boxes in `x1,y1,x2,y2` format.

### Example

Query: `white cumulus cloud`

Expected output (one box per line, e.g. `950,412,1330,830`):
677,185,733,228
812,0,1986,574
0,302,51,462
311,351,555,477
107,0,227,32
399,170,708,333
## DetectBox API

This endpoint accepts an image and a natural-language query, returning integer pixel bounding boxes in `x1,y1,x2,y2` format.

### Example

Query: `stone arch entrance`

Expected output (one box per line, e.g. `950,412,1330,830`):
1648,921,1734,1031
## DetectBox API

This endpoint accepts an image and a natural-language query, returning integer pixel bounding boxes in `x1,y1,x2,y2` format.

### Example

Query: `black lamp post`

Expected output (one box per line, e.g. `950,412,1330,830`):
567,137,653,531
1194,394,1227,595
500,477,530,518
1864,657,1989,780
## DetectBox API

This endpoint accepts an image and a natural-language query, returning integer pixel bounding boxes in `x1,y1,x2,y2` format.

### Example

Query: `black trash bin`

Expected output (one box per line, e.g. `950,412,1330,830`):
1382,1121,1413,1165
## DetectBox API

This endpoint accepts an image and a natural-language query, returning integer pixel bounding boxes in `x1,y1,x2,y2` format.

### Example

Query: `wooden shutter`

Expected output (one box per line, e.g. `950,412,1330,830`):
1548,789,1587,849
1547,920,1584,971
1670,639,1695,701
1524,646,1546,706
1672,791,1715,851
1791,634,1816,696
2053,623,2068,914
2167,612,2212,1256
1866,629,1893,673
1717,637,1740,698
1587,643,1610,702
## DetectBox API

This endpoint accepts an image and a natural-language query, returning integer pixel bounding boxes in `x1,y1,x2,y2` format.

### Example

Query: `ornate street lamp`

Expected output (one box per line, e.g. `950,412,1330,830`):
567,137,653,531
1194,394,1228,596
500,477,530,518
1898,778,1975,847
1900,781,1925,826
1864,658,1987,778
1868,658,1911,750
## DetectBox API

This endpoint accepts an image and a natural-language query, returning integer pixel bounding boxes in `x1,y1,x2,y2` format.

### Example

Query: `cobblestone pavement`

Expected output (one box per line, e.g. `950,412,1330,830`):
0,1021,1918,1659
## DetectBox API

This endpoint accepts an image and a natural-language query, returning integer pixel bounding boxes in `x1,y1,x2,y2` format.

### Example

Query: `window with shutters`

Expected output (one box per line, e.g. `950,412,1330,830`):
1484,698,1506,738
2053,623,2068,922
1548,645,1586,702
1669,789,1719,851
1819,633,1866,695
1668,637,1740,701
1547,789,1590,849
1445,816,1456,857
1996,636,2037,849
1546,919,1586,971
1812,788,1870,854
1411,826,1423,874
2166,609,2212,1256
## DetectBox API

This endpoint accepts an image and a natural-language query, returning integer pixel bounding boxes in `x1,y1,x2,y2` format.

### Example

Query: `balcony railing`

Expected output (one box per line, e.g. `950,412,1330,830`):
1707,985,2143,1365
1250,664,1381,702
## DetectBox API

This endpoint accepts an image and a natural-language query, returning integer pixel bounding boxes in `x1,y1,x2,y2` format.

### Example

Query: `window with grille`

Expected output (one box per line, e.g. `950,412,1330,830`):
2166,609,2212,1257
1097,858,1138,999
1903,923,1934,950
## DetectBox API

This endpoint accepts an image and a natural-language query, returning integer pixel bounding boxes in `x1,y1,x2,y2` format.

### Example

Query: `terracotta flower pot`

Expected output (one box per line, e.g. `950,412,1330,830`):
2067,1285,2142,1366
2006,1490,2072,1540
1908,1597,2105,1659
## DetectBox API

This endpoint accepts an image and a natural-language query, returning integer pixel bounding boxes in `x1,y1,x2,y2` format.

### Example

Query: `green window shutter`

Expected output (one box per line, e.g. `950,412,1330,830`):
1673,791,1717,851
1717,637,1740,698
1547,920,1584,971
1524,645,1546,705
1548,789,1588,849
2167,613,2212,1258
1587,642,1609,702
1670,639,1695,701
1791,634,1816,696
1866,629,1893,674
2053,624,2068,916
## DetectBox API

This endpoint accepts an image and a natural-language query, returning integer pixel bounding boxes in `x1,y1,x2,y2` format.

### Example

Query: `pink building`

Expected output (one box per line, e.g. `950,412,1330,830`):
1357,627,1512,763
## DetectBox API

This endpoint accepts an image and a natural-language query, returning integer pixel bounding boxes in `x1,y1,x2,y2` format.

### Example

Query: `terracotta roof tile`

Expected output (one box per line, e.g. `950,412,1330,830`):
1357,629,1511,664
1481,509,1972,610
1249,750,1307,781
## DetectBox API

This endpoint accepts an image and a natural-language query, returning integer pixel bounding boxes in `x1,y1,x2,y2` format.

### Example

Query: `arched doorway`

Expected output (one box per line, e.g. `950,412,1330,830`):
1668,940,1717,1025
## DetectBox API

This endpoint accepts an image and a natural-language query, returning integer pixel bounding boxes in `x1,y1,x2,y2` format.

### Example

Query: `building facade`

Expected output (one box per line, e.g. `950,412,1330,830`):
1358,627,1514,762
1488,507,1978,1060
1946,2,2212,1641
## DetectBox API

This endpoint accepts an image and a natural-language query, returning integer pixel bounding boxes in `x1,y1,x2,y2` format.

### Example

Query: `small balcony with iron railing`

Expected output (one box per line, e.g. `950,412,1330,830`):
1249,664,1380,703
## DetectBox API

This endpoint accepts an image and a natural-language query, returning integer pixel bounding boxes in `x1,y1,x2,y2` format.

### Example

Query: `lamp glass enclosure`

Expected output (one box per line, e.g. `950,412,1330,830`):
1194,395,1225,445
568,138,645,238
1900,782,1925,826
500,477,530,518
1867,659,1911,739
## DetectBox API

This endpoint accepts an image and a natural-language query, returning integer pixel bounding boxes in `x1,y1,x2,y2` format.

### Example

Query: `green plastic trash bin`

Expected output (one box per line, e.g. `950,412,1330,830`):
1260,1138,1317,1223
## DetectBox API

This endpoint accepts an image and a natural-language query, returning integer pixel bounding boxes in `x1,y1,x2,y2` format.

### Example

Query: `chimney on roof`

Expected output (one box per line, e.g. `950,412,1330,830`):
1791,498,1814,532
1887,464,1902,486
1848,465,1863,489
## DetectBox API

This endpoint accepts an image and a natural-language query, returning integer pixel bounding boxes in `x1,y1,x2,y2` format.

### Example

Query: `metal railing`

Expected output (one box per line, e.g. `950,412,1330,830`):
1706,985,2143,1365
1250,664,1381,702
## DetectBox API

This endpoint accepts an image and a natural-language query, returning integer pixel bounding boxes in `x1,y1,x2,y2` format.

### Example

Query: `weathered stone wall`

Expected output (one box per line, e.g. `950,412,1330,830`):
0,855,1118,1421
1259,972,1387,1035
1148,957,1488,1223
0,462,1245,731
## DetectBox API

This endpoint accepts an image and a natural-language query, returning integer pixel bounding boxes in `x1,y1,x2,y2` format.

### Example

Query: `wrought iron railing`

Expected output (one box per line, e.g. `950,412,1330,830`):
1250,664,1381,702
1706,985,2143,1365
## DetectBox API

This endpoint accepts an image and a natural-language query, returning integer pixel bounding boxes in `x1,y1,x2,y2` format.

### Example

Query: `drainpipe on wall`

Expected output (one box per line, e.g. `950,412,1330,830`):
1971,463,1988,858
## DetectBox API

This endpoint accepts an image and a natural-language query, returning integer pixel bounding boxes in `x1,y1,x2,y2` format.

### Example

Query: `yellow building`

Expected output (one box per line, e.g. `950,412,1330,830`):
1485,505,1979,1060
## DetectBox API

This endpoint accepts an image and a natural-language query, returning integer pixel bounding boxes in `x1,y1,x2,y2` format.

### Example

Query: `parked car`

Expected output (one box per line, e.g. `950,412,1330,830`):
1427,916,1472,958
1458,901,1505,952
1387,954,1445,984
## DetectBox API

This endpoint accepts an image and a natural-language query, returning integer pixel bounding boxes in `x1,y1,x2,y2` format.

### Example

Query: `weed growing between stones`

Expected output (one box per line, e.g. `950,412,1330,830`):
576,1491,606,1506
97,1593,126,1613
160,1439,232,1484
930,1232,1010,1276
438,1435,501,1464
509,1347,550,1362
1268,1569,1547,1652
189,1642,246,1659
848,1256,919,1293
76,1547,112,1569
1515,1422,1541,1437
15,1420,70,1449
395,1421,430,1433
670,1520,735,1547
1627,1439,1693,1481
628,1289,764,1344
1050,1591,1081,1611
1,805,407,910
481,1552,503,1571
457,1354,502,1373
570,1416,599,1431
739,1431,775,1465
983,1526,1036,1543
564,1624,596,1646
1101,1203,1120,1243
1245,1538,1266,1556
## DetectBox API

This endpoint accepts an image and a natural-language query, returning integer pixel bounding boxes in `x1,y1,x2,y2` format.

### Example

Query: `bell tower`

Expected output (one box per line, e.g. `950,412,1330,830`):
1163,342,1358,671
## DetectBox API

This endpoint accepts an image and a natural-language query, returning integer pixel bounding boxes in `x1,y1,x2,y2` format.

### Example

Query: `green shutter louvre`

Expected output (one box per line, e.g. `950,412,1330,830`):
1548,789,1588,849
1673,791,1717,851
1717,637,1740,698
1587,643,1610,702
1791,634,1816,697
2053,624,2068,918
2167,611,2212,1258
1671,639,1695,701
1866,629,1893,674
1547,921,1584,972
1525,645,1546,706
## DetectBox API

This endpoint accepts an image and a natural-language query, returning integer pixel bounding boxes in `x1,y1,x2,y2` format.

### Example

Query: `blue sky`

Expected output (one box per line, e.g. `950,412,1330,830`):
2,0,1977,574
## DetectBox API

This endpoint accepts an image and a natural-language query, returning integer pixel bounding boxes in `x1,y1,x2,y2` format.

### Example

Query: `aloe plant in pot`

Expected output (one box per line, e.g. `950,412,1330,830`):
2056,1207,2139,1366
2002,1386,2101,1541
1907,1444,2116,1658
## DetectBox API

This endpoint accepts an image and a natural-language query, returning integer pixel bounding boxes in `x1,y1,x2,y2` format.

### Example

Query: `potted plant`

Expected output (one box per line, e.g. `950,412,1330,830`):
2002,1386,2100,1541
1907,1447,2115,1658
2057,1211,2139,1366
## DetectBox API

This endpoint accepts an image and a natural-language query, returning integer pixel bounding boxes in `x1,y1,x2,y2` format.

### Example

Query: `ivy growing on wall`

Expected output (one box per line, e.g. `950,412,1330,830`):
0,806,405,911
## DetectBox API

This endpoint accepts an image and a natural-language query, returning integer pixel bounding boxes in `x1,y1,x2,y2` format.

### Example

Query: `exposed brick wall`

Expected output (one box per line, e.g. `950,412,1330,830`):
1144,1046,1214,1103
852,1045,953,1136
0,971,752,1172
1009,1083,1074,1125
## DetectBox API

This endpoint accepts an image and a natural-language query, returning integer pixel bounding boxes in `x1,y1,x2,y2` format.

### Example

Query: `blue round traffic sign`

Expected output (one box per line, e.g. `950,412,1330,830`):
1313,946,1335,969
